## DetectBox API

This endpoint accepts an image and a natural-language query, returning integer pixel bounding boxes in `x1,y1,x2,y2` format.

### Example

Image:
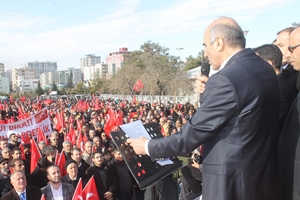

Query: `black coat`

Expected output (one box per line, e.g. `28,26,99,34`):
148,49,279,200
86,164,118,200
0,187,42,200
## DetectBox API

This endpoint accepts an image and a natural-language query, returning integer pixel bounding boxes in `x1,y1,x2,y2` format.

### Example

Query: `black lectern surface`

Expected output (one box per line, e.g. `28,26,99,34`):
110,122,183,190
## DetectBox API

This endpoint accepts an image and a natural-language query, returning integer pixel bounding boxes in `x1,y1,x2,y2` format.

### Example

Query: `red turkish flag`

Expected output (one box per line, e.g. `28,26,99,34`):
82,176,100,200
72,178,83,200
55,110,64,132
37,125,49,145
56,150,66,176
133,79,144,92
67,124,76,146
30,138,42,174
76,132,84,152
104,108,118,137
40,194,46,200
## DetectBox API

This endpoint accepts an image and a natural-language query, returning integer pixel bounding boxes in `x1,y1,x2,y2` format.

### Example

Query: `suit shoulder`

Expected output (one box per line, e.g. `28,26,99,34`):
27,186,41,191
41,184,50,191
62,182,74,189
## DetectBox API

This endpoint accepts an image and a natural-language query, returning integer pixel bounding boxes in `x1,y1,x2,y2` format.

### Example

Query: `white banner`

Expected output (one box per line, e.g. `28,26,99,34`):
0,109,52,138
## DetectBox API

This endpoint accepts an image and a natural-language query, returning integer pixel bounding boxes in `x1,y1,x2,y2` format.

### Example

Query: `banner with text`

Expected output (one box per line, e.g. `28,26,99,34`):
0,109,52,138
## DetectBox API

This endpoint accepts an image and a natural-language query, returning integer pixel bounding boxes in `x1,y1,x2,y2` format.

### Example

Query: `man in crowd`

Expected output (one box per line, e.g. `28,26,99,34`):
1,148,11,160
41,165,74,200
11,147,30,174
128,17,279,200
82,141,93,165
8,133,20,150
109,148,133,200
253,44,296,134
86,151,117,200
0,138,8,151
278,26,300,200
70,147,90,174
0,157,10,183
0,171,42,200
49,132,62,152
61,159,88,189
0,158,35,197
62,141,72,160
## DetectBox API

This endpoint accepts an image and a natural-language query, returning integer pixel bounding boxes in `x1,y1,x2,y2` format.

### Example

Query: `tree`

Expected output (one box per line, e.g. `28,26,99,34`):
35,81,44,96
106,41,193,96
74,82,86,94
89,69,103,94
65,76,74,89
51,81,58,91
292,22,300,27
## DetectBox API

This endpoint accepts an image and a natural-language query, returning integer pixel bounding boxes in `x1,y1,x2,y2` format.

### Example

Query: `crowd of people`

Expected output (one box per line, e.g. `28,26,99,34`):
0,16,300,200
0,94,197,200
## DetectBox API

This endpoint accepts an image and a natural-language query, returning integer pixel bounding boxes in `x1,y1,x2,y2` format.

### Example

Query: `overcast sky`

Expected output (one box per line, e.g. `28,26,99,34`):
0,0,299,70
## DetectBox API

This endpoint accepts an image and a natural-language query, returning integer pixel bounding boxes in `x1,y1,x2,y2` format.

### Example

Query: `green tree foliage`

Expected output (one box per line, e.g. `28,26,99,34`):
89,69,104,95
51,81,58,92
184,50,207,71
74,82,86,94
35,81,44,96
65,76,74,89
106,41,193,96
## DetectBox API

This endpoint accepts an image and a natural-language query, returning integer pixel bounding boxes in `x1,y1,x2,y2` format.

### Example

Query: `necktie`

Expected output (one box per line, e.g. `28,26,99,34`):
20,192,26,200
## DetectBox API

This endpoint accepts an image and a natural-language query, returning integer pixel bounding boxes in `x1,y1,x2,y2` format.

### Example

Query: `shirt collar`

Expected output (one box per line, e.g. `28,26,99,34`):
16,189,26,197
219,50,242,71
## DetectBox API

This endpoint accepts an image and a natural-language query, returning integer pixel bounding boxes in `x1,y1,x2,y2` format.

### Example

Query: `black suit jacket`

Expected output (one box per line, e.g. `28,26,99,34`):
0,186,42,200
0,173,35,197
278,92,300,200
148,49,279,200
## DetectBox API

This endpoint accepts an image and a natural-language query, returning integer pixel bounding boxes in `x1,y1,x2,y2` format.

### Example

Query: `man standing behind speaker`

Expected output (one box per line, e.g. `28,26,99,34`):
278,26,300,200
128,17,279,200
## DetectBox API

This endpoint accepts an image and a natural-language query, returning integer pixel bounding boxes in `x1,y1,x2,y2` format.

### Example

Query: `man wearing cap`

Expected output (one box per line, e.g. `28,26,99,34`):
0,158,35,197
0,171,42,200
61,159,88,189
0,157,10,183
8,133,20,151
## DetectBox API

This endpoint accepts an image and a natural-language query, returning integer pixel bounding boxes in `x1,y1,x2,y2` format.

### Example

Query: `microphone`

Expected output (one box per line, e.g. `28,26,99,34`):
199,61,210,104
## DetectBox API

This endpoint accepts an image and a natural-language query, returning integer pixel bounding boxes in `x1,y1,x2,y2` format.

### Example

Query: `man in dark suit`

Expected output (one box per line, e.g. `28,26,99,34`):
41,165,74,200
128,17,279,200
86,151,118,200
0,170,42,200
253,44,297,134
278,27,300,200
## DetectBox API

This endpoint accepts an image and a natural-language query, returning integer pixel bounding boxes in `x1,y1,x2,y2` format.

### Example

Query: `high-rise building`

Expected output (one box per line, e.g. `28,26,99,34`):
11,67,37,92
0,63,4,77
83,63,107,82
40,71,55,89
106,47,131,78
0,76,9,93
25,61,57,78
80,54,101,80
56,67,82,86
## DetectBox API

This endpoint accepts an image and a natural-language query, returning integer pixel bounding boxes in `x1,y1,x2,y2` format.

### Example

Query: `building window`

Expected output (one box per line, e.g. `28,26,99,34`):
112,63,116,75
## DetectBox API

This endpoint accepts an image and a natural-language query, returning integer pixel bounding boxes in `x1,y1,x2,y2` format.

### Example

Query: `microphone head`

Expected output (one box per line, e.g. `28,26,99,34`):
200,61,210,77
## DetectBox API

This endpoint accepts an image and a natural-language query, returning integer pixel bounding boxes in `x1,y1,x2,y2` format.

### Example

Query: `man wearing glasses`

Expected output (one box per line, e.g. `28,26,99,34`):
278,27,300,200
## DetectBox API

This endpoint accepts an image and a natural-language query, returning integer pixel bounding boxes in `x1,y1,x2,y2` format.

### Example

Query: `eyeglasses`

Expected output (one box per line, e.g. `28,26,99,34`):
288,44,300,53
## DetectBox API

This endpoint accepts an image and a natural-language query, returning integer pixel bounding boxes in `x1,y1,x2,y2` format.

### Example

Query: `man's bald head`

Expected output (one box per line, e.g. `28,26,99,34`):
203,17,245,70
206,17,245,49
287,27,300,70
